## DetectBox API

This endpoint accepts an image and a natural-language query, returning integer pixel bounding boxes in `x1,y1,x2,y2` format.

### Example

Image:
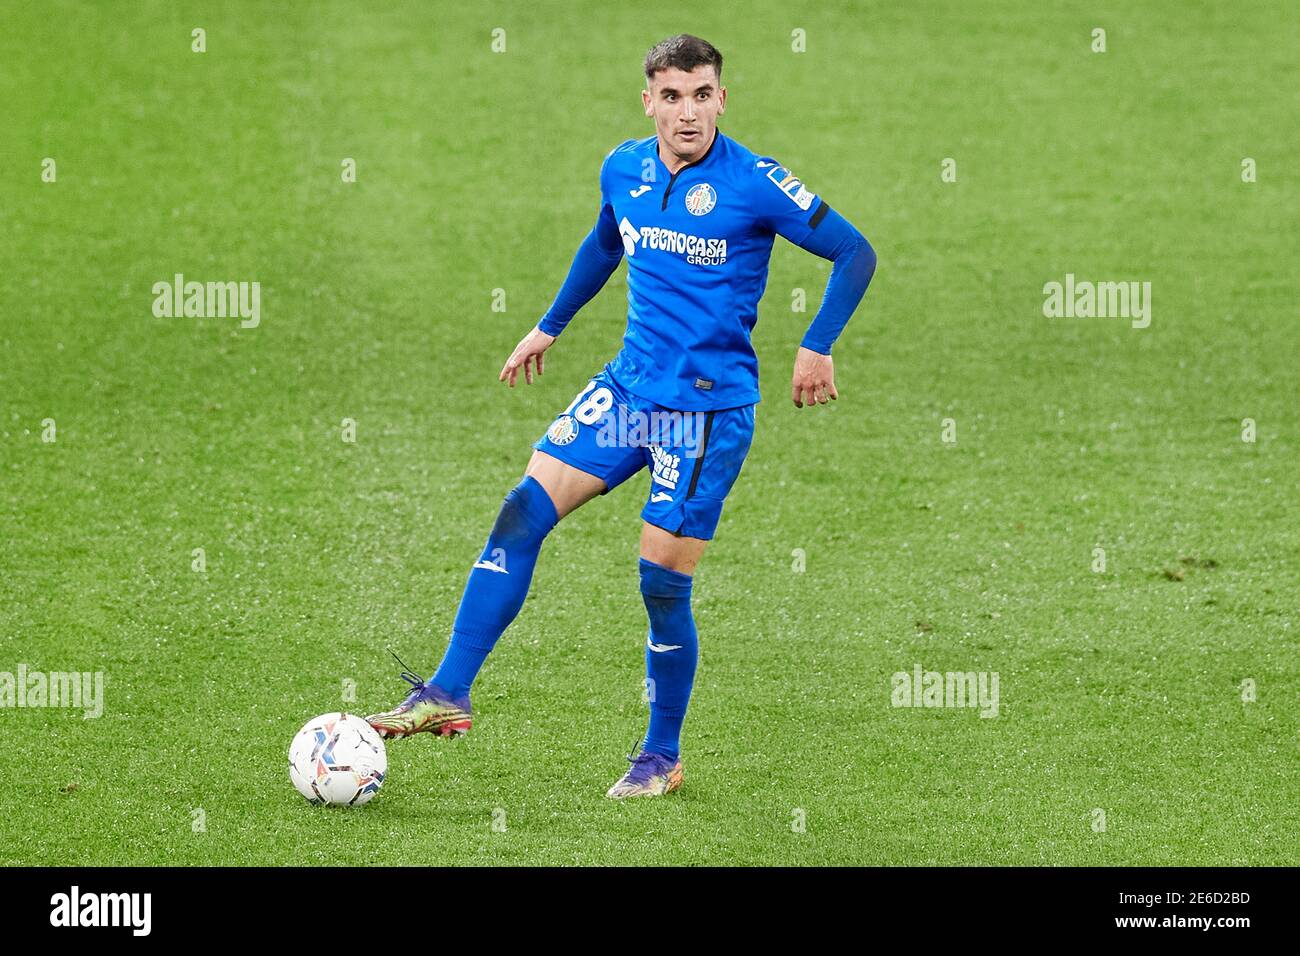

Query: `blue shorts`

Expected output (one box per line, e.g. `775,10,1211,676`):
532,365,755,540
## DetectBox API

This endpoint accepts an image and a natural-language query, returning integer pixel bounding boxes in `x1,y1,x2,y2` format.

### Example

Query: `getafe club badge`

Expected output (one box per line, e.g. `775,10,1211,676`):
684,182,717,216
548,415,579,446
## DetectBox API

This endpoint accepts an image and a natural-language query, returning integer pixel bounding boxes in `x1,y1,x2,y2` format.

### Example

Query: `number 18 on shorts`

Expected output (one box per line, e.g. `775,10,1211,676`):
533,366,755,541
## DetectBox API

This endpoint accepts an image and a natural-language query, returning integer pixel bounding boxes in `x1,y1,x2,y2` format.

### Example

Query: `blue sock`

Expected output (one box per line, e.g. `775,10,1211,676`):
640,558,698,762
430,476,558,698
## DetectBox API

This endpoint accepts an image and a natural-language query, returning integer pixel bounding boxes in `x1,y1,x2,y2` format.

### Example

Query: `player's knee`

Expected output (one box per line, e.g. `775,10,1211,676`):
492,475,559,545
639,557,693,603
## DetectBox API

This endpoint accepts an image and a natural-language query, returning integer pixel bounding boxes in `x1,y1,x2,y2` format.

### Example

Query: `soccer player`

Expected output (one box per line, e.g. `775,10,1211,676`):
367,34,876,798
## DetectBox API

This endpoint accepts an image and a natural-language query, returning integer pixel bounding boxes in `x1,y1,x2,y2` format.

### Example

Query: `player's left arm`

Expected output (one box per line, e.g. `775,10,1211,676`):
789,204,876,407
754,162,877,407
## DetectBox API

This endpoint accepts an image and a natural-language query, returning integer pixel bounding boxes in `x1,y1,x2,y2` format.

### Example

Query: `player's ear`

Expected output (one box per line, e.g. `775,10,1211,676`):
718,86,727,113
642,88,653,116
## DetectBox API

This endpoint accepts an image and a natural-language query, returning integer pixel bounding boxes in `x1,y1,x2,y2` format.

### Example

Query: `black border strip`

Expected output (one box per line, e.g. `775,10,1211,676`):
808,199,831,230
684,410,716,500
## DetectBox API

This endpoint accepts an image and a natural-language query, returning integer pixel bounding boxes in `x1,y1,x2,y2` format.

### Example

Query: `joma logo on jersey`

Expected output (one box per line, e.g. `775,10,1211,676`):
619,218,727,265
650,445,682,489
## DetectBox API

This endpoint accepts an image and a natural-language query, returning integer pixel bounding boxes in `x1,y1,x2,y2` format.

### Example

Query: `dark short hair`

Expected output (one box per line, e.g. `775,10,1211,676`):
643,34,723,83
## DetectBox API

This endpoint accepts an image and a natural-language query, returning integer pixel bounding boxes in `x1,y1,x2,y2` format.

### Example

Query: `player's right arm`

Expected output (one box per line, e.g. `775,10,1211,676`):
500,150,627,388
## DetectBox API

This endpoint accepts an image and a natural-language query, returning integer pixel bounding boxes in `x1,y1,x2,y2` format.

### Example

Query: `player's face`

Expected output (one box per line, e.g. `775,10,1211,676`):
642,66,726,166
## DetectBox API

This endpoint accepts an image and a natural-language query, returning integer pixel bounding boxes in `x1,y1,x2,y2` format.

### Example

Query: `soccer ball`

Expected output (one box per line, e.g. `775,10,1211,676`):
288,712,387,806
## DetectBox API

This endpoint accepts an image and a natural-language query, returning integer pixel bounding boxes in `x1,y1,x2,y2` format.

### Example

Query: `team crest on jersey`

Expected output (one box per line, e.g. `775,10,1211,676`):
548,415,578,446
684,182,717,216
765,164,816,210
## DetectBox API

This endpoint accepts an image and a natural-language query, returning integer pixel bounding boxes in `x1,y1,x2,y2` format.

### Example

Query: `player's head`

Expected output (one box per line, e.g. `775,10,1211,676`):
642,34,726,164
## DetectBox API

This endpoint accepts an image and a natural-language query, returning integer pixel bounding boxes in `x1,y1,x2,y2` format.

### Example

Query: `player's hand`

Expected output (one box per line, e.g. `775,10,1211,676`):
499,325,555,387
791,346,838,407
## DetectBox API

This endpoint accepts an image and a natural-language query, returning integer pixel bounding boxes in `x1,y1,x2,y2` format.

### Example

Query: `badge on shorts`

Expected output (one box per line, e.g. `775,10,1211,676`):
694,378,713,390
548,415,578,446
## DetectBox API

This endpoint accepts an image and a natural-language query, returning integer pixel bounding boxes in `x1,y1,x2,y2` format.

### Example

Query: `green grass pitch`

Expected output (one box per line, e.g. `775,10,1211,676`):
1,1,1296,865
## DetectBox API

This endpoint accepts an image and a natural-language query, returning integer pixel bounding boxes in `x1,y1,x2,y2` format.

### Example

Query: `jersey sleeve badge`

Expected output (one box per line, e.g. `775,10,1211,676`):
758,160,816,210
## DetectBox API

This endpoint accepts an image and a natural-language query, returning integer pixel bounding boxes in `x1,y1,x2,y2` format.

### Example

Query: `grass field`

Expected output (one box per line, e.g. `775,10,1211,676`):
1,1,1296,866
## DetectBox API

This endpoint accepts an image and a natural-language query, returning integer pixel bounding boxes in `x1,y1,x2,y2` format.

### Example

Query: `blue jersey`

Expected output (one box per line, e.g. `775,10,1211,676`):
540,129,874,411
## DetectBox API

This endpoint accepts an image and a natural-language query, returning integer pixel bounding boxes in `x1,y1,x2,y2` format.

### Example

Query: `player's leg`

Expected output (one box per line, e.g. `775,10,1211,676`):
608,404,756,798
369,371,644,740
605,524,705,798
639,520,709,574
366,453,603,739
521,449,607,517
422,450,604,690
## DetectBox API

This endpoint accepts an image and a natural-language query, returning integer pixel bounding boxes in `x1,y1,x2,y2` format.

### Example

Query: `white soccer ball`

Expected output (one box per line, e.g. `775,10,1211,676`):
288,712,387,806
